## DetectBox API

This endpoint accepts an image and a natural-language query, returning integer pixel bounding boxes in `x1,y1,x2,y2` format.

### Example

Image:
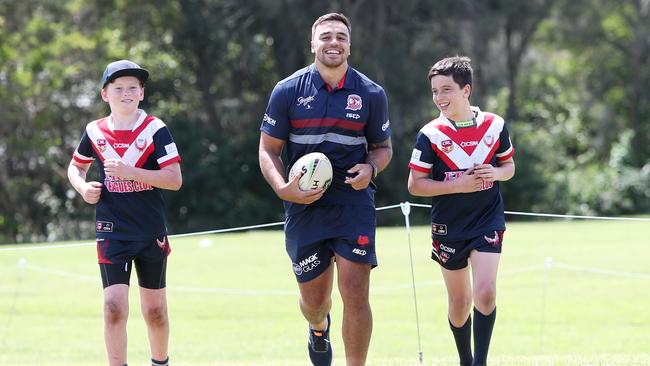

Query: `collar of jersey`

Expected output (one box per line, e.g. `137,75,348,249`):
310,63,354,91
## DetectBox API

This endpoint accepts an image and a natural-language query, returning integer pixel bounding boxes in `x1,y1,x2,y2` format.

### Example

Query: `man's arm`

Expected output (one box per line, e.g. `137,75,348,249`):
258,133,324,204
345,137,393,190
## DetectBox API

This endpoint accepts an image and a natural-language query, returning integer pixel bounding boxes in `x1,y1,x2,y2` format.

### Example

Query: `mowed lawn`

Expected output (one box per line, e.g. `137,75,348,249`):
0,219,648,365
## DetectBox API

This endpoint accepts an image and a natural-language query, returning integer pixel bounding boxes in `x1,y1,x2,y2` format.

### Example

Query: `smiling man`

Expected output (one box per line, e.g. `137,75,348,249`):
259,13,392,366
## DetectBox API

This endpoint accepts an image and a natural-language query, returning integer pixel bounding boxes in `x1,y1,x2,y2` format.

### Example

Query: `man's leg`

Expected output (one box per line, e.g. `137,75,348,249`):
140,287,169,365
335,254,372,366
441,266,473,366
298,259,335,366
104,284,129,366
298,258,335,329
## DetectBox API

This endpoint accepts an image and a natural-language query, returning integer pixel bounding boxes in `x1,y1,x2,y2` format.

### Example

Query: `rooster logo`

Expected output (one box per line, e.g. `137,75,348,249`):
484,231,500,246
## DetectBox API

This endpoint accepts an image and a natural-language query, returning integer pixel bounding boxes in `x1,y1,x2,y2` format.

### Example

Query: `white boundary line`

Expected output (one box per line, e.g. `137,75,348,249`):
0,202,648,252
11,261,649,297
552,262,650,280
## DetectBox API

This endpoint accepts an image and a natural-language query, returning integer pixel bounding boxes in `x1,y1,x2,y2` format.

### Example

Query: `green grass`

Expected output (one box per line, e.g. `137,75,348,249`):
0,220,649,365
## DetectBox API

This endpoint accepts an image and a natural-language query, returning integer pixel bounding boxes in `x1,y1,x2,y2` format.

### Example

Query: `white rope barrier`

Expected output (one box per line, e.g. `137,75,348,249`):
407,203,650,221
0,202,648,252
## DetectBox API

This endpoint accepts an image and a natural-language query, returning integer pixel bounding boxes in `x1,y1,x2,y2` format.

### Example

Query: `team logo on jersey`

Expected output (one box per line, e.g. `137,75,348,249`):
460,141,479,148
297,95,316,109
440,139,453,153
381,120,390,131
135,138,146,151
263,113,276,126
96,221,113,232
432,223,448,235
97,139,107,152
346,94,362,111
483,134,495,148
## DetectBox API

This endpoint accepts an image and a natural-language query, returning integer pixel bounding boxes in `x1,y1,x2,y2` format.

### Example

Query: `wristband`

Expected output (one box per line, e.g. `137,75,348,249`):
367,161,378,179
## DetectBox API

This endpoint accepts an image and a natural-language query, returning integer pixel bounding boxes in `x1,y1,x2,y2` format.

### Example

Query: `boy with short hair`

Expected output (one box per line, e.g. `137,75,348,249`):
68,59,182,366
407,56,515,366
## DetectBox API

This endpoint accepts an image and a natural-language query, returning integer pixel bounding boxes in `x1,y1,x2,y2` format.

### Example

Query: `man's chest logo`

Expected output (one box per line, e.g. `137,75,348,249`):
346,94,362,111
297,95,316,109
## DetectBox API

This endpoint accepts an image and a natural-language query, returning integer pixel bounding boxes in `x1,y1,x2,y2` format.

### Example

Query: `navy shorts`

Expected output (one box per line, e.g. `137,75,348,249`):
431,230,504,270
285,205,377,283
96,235,171,289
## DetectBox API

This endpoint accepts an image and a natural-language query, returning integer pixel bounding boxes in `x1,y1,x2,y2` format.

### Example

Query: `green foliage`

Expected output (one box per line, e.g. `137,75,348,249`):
0,0,648,243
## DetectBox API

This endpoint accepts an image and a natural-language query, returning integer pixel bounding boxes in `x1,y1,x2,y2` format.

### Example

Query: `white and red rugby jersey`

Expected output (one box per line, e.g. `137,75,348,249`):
408,107,514,241
73,110,181,240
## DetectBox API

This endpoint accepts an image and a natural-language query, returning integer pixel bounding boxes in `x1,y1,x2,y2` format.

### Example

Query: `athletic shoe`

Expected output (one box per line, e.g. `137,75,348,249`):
308,313,332,366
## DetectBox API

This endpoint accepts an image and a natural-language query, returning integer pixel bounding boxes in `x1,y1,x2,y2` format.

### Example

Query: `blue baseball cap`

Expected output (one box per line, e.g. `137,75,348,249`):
101,59,149,88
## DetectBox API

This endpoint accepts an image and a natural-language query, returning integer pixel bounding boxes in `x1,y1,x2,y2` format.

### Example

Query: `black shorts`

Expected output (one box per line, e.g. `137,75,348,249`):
431,230,504,270
96,235,171,289
285,205,377,283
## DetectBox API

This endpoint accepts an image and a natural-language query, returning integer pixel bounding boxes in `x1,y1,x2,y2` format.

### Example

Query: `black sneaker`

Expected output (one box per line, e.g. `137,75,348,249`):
308,313,332,366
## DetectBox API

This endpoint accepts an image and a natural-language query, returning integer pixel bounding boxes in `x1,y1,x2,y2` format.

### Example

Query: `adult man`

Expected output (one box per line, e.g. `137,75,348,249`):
258,13,392,366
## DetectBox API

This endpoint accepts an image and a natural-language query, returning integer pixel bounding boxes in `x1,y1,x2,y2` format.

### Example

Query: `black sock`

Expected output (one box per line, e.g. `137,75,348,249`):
472,307,496,366
449,316,473,366
152,356,169,366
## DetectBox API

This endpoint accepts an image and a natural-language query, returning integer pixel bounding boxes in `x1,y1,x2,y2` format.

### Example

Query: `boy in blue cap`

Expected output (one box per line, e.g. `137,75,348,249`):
68,59,182,366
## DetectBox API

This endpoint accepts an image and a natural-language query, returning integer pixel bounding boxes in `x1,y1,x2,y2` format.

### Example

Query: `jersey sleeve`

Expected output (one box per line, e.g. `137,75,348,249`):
72,130,95,164
260,82,291,140
364,87,391,144
408,131,435,173
495,122,514,161
153,124,181,168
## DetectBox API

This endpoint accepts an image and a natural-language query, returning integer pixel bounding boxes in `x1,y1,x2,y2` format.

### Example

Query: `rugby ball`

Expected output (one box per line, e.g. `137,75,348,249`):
288,152,333,191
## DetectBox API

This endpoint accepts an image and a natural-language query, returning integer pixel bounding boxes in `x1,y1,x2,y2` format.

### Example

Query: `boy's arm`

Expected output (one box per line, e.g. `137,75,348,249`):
408,167,483,197
103,159,182,191
68,160,102,204
474,158,515,182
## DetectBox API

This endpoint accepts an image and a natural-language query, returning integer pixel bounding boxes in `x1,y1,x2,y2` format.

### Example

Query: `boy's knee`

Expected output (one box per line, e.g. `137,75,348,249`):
143,305,168,326
104,300,127,324
474,285,496,310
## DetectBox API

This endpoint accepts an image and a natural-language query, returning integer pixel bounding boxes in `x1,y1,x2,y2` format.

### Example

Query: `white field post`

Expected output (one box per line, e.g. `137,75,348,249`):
539,256,553,356
400,201,424,364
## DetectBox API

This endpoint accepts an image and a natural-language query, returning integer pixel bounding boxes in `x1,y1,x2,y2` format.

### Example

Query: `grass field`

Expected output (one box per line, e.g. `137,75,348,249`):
0,219,649,365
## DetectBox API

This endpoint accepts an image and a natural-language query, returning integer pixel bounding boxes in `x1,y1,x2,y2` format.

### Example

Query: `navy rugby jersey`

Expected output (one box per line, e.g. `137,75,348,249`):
261,64,391,215
73,110,181,240
408,107,514,241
